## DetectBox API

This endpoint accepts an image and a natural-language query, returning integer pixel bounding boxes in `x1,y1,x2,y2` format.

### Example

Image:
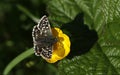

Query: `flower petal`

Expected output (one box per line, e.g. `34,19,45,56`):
46,28,71,63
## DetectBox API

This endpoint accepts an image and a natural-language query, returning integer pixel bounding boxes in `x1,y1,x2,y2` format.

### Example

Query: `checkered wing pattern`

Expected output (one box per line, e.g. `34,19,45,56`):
32,15,56,59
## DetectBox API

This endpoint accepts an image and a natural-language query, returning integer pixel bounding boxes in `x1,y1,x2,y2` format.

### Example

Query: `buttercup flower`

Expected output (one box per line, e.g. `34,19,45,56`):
45,27,71,63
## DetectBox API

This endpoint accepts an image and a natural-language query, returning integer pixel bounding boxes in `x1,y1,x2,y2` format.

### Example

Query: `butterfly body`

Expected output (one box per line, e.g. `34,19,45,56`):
32,15,57,59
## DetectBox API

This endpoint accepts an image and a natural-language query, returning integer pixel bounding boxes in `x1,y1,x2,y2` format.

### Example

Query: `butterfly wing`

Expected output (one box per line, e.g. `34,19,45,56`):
32,15,54,59
37,15,53,36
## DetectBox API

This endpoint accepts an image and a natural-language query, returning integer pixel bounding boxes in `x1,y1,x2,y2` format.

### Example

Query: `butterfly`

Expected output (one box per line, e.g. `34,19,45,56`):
32,15,57,59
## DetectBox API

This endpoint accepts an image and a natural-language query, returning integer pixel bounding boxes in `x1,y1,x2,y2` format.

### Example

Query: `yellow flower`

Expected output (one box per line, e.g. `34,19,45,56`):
45,27,71,63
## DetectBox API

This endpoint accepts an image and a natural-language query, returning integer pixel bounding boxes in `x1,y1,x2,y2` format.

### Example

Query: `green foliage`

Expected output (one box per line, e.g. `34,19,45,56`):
1,0,120,75
48,0,120,75
3,48,33,75
58,44,118,75
17,5,39,23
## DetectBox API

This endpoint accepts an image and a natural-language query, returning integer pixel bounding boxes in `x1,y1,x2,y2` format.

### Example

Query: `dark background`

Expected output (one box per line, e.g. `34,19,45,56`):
0,0,58,75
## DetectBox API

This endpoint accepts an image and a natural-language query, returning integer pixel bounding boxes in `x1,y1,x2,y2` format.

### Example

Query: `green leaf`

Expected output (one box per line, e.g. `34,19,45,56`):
99,21,120,74
47,0,120,75
47,0,92,26
58,44,118,75
3,48,34,75
92,0,120,74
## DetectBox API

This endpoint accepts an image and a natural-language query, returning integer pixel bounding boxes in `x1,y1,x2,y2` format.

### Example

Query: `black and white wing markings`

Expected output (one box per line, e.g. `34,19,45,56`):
32,15,57,59
32,25,43,56
37,15,52,36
